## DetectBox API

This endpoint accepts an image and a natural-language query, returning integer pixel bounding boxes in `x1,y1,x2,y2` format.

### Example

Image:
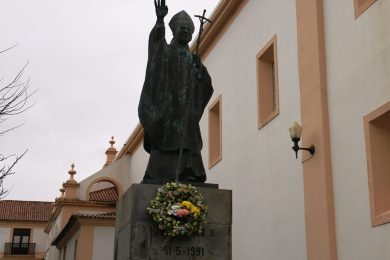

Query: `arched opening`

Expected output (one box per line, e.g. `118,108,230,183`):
86,177,123,203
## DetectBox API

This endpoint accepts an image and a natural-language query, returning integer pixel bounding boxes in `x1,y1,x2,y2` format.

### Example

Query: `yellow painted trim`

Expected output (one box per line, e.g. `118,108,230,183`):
208,95,222,169
76,225,94,260
54,216,114,249
116,123,144,160
45,199,114,233
190,0,249,59
296,0,338,259
256,35,280,129
363,101,390,226
354,0,378,18
0,222,47,227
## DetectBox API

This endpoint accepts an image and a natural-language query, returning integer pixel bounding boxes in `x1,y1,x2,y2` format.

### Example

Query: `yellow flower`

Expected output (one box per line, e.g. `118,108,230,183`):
180,201,200,215
190,206,200,215
180,201,193,210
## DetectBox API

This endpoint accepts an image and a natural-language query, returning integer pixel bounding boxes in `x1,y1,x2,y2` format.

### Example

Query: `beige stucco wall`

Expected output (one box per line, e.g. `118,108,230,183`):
324,0,390,259
127,144,149,184
79,154,132,200
200,0,306,259
63,230,80,260
92,226,115,260
79,145,148,200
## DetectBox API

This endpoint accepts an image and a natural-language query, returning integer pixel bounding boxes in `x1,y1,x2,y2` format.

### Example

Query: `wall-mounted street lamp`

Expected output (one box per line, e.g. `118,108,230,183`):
289,122,315,159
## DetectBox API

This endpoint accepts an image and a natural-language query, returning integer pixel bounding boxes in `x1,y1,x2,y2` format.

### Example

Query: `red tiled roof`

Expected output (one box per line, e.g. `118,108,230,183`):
89,187,118,203
75,211,116,220
0,200,54,222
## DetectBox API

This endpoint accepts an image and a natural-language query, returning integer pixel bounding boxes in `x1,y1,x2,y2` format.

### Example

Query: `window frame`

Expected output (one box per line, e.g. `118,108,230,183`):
208,95,222,169
11,228,31,255
354,0,378,18
364,101,390,226
256,35,280,129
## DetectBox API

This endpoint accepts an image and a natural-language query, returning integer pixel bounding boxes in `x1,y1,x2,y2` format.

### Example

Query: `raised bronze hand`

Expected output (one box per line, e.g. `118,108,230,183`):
154,0,168,19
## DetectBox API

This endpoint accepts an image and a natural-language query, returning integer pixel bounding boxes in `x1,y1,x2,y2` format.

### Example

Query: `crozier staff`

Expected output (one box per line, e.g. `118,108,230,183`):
138,0,213,183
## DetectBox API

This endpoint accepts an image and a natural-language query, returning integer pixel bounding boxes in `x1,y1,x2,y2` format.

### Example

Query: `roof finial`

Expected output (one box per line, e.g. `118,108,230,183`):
110,136,115,147
103,136,118,168
63,164,80,200
67,163,77,183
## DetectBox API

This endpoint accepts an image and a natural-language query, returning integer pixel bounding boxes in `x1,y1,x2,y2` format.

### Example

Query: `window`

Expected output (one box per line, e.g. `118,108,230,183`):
364,101,390,226
354,0,377,18
256,35,279,129
73,240,78,260
63,245,67,260
11,229,31,255
208,95,222,168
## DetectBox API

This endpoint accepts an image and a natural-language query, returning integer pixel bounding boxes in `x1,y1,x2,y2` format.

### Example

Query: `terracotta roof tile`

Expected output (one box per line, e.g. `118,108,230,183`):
75,211,116,220
89,187,118,203
0,200,54,222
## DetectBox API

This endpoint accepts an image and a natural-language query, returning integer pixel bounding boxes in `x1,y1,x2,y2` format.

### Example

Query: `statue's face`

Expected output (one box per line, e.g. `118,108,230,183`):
174,24,193,46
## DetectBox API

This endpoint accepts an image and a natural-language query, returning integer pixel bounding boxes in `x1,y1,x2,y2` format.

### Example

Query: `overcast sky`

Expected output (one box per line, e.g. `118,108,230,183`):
0,0,220,201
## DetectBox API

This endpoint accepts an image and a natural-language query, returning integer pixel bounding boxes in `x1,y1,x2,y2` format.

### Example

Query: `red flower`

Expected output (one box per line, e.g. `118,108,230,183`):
176,208,189,217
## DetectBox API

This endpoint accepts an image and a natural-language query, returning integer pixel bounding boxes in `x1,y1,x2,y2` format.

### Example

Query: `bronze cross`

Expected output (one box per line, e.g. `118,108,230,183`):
194,9,212,55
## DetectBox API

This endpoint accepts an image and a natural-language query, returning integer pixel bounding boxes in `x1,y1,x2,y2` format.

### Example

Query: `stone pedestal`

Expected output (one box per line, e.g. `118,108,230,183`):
114,184,232,260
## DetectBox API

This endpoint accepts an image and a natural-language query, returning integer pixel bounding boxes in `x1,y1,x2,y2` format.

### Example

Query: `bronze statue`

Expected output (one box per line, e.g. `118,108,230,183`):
138,0,213,183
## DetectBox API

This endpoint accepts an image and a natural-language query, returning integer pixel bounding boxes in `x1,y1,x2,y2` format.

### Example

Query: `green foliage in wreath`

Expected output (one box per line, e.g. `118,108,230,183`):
147,182,207,237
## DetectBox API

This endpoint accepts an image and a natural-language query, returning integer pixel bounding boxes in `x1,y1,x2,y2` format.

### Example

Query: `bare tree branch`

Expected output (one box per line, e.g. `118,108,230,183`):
0,44,18,55
0,45,34,198
0,150,27,198
0,122,24,136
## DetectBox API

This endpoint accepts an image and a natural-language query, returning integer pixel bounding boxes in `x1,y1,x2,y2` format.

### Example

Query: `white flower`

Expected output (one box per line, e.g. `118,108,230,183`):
171,204,180,210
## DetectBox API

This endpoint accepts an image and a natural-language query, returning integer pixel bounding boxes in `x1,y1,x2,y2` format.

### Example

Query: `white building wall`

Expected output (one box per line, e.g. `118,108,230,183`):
45,241,59,260
0,225,47,256
32,227,47,253
63,230,79,260
0,227,10,253
46,213,63,260
200,1,306,259
92,226,115,260
324,0,390,259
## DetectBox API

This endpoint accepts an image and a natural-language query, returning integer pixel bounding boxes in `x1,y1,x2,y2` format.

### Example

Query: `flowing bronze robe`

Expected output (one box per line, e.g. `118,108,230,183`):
138,20,213,183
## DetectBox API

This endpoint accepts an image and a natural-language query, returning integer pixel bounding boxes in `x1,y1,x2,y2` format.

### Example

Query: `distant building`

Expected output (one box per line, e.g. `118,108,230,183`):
0,200,53,259
44,139,121,260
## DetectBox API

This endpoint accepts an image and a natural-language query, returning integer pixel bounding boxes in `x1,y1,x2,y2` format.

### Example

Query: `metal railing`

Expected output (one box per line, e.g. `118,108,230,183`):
4,243,36,255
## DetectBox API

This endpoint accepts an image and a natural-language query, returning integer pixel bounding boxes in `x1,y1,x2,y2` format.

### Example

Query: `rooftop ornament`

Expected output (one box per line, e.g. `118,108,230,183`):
67,163,77,183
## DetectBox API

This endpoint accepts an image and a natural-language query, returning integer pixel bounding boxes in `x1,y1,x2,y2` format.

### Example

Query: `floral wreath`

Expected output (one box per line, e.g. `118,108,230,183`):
147,182,207,237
